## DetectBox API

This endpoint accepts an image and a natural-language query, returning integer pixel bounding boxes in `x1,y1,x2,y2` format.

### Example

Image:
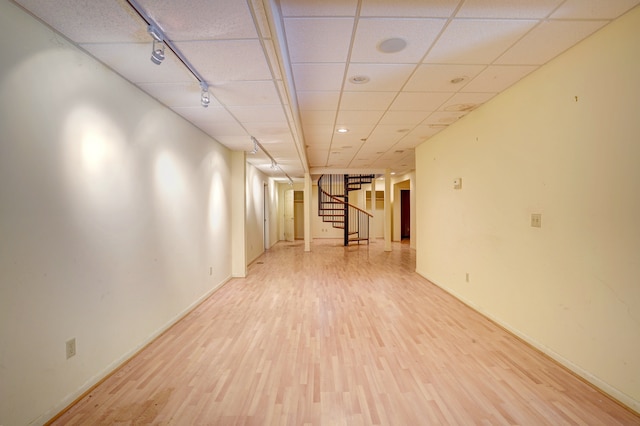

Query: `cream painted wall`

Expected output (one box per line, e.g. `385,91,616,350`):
245,164,271,264
416,6,640,411
311,184,346,239
0,2,235,424
266,178,280,249
231,152,247,277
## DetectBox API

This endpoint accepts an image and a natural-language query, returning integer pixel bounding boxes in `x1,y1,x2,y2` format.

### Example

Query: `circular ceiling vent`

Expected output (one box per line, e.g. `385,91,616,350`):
349,75,370,84
378,38,407,53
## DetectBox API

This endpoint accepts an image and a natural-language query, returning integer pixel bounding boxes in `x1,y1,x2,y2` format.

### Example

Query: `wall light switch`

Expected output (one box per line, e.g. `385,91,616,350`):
531,213,542,228
66,338,76,359
453,178,462,189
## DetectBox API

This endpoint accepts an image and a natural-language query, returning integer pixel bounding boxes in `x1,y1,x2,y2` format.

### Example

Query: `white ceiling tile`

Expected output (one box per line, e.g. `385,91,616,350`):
439,92,497,112
173,106,236,124
284,18,354,63
227,106,287,123
404,64,486,91
425,19,538,64
461,65,537,92
350,18,446,63
366,125,410,144
390,92,453,111
243,123,292,140
360,0,461,18
81,43,194,84
279,0,358,17
174,40,272,82
333,123,375,137
496,20,608,65
340,92,397,111
301,110,336,125
307,149,329,166
357,143,388,155
379,111,430,126
550,0,640,19
305,138,331,149
345,64,416,91
456,0,563,19
336,110,385,125
302,124,334,141
210,81,280,106
297,92,341,111
13,0,144,43
198,120,248,138
136,0,258,39
292,63,346,91
423,111,466,125
137,82,221,108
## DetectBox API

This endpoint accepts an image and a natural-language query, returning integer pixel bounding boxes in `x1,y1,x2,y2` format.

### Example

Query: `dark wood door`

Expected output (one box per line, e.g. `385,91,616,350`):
401,190,410,239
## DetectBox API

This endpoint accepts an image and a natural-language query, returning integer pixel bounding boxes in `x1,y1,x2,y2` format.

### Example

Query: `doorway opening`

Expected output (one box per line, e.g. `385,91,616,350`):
263,183,268,250
401,189,410,241
294,190,304,240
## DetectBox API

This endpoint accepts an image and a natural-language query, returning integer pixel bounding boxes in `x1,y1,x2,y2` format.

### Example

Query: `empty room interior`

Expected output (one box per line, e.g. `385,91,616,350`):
1,0,639,424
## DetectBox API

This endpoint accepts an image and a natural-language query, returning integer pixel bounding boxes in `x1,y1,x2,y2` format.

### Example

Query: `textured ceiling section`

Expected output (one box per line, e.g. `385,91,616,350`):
279,0,639,174
13,0,640,179
14,0,305,179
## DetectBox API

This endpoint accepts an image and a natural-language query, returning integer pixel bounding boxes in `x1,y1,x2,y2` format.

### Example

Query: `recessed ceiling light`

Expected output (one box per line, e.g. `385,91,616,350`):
349,75,370,84
378,38,407,53
336,128,349,133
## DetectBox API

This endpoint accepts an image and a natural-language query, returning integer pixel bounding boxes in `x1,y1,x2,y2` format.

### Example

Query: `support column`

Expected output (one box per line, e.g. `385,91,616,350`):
370,177,376,241
343,174,349,247
231,151,247,277
304,172,312,252
384,168,392,252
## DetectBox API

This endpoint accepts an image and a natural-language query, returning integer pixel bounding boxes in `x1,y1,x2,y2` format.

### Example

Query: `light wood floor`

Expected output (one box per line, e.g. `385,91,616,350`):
51,239,640,425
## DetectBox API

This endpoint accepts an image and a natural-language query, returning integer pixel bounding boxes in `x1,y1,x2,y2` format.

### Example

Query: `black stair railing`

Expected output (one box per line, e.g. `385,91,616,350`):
317,174,374,246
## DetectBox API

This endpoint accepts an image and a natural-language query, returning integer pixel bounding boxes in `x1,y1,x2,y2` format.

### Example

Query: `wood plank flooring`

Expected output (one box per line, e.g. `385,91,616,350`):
51,239,640,425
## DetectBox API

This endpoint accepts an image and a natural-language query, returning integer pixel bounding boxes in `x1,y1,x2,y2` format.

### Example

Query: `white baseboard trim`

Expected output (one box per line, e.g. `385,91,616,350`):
39,276,231,425
415,269,639,415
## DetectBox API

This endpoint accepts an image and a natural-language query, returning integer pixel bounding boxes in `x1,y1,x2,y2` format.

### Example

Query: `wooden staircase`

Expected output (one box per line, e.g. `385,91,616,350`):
317,174,375,246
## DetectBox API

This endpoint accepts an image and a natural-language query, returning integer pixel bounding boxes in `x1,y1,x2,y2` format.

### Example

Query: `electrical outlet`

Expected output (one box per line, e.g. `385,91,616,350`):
531,213,542,228
466,273,470,283
209,266,213,276
66,338,76,359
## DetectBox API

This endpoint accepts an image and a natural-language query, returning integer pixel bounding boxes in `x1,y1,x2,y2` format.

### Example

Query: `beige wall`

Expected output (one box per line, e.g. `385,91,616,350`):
416,6,640,411
0,2,250,424
244,163,270,265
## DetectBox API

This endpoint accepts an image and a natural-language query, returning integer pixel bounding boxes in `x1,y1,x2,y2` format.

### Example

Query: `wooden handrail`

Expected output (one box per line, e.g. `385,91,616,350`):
319,188,373,218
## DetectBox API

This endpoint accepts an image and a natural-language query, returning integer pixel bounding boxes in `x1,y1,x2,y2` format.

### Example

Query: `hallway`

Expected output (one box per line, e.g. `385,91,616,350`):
51,240,639,425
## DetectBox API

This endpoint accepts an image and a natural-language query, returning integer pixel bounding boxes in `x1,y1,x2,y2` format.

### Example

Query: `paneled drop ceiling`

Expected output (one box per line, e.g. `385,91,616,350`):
12,0,640,180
